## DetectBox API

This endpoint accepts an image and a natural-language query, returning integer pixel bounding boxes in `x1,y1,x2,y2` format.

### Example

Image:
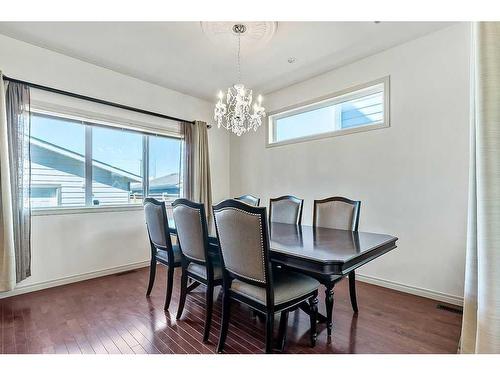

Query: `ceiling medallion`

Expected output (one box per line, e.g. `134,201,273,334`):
200,21,277,51
213,24,266,136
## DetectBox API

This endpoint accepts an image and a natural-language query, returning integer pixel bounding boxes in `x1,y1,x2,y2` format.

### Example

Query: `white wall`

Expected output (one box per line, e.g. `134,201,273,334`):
1,24,471,304
230,23,471,305
0,34,230,298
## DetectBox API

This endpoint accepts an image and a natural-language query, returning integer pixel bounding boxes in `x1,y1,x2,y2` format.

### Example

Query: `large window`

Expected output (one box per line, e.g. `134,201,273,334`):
268,77,389,146
30,111,183,209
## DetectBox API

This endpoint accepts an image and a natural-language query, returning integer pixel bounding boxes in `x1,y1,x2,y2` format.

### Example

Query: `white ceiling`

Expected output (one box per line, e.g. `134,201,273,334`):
0,22,453,101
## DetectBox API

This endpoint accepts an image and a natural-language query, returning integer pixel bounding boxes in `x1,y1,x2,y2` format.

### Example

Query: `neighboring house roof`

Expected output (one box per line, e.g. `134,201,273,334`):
31,137,180,193
130,172,180,193
148,173,180,187
31,137,142,181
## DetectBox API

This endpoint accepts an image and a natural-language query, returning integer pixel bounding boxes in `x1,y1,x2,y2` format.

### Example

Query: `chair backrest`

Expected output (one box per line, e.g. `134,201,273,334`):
234,194,260,206
144,197,173,250
172,198,209,262
313,196,361,231
269,195,304,225
213,199,271,287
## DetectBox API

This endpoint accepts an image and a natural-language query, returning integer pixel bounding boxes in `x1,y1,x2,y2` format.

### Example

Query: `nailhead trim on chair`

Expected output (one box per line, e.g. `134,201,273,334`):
214,207,266,284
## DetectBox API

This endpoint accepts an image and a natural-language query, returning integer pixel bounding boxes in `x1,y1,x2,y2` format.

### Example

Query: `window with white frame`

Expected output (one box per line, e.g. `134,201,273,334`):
30,110,183,209
267,77,390,146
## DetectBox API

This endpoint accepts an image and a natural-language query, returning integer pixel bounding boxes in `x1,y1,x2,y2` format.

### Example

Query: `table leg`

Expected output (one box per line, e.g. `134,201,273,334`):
325,283,334,338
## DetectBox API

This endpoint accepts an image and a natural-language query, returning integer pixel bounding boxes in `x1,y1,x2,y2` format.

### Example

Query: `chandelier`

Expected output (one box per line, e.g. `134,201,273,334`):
214,24,266,136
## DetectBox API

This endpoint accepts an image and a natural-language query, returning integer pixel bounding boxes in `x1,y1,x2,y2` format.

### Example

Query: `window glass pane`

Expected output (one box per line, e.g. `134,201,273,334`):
275,105,337,143
148,135,182,203
271,82,385,144
30,113,85,208
91,126,143,206
340,91,384,129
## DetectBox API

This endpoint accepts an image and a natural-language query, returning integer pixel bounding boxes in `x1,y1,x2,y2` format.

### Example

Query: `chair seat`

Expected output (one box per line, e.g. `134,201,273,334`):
187,258,223,280
230,269,319,306
156,244,182,264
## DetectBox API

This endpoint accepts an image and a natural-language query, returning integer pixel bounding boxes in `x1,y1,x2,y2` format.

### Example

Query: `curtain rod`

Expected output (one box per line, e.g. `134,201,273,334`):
2,75,211,128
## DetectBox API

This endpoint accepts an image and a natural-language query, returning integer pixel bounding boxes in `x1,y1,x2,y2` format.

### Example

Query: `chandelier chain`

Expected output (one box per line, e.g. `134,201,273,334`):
237,31,241,83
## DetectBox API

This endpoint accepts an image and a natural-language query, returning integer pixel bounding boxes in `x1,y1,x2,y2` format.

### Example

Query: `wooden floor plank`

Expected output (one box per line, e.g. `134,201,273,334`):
0,266,461,354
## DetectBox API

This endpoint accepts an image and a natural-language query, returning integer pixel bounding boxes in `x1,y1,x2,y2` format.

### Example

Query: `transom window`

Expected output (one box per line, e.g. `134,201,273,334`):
30,111,183,209
267,77,390,146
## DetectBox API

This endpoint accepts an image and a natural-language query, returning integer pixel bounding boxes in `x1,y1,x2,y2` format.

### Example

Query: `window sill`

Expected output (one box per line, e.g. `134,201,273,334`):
31,204,144,216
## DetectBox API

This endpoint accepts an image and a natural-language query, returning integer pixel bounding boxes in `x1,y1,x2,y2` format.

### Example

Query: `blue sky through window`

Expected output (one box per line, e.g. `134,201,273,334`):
31,114,181,177
31,115,85,154
149,135,181,179
276,106,336,142
92,126,143,176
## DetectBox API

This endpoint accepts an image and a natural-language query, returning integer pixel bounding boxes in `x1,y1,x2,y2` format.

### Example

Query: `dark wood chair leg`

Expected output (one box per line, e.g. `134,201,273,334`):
348,271,359,313
186,281,201,293
146,258,156,297
309,297,318,347
203,282,214,343
325,284,334,338
217,292,231,353
277,311,289,352
164,266,174,311
265,312,275,354
176,267,188,319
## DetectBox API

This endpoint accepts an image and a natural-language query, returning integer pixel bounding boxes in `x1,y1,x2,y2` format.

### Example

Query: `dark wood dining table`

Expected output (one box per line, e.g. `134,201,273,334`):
168,219,398,342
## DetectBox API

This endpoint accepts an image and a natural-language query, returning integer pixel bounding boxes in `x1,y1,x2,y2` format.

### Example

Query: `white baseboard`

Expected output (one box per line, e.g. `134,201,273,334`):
0,260,150,299
356,273,464,307
1,262,464,307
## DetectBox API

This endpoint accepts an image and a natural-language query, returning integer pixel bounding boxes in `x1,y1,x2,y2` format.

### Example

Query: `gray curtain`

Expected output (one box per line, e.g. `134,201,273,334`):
0,71,16,291
460,22,500,353
183,120,212,223
5,81,31,283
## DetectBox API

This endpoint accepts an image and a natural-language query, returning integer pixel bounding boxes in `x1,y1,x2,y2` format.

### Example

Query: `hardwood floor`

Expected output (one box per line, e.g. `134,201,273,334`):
0,266,461,354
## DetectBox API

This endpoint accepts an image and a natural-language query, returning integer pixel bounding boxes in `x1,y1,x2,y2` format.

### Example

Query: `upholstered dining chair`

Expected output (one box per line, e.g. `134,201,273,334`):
144,197,182,311
234,194,260,206
213,199,319,353
313,196,361,231
173,198,223,342
269,195,304,225
313,196,361,336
